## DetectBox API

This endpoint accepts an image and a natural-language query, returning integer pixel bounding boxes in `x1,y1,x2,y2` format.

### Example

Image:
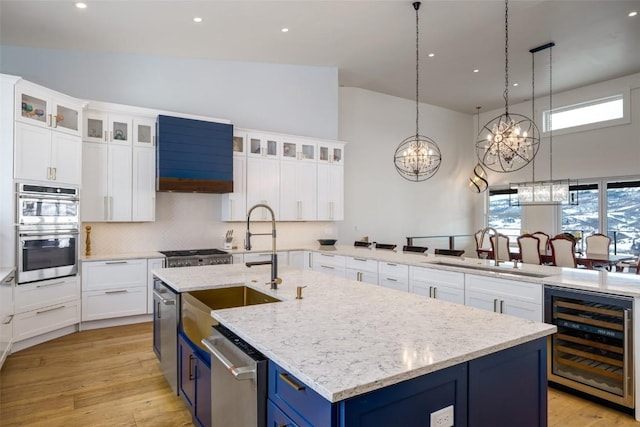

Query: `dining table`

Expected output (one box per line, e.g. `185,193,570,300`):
477,248,634,271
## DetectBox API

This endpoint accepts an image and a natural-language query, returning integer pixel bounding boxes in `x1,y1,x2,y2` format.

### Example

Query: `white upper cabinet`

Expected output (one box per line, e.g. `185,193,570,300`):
84,110,132,145
318,142,343,165
280,151,317,221
221,130,248,221
247,133,279,159
15,81,82,137
281,137,316,163
317,161,344,221
132,146,156,221
133,117,156,147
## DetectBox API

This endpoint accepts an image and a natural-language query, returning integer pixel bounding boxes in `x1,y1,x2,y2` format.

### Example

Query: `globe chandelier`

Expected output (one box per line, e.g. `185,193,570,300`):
394,2,442,182
476,0,540,173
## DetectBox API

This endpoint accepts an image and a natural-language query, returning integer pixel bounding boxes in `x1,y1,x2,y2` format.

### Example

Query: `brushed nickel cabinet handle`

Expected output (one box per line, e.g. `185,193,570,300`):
499,300,505,313
279,373,305,391
105,289,128,294
37,305,65,315
3,315,13,325
321,265,335,270
36,280,65,288
105,261,128,265
386,278,398,282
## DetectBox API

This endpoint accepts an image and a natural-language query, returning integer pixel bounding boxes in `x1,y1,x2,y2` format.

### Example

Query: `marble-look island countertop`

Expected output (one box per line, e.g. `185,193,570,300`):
154,264,556,402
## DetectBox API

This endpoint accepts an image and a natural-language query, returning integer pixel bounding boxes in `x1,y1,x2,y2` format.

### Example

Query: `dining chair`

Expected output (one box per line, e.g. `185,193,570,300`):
489,233,510,261
531,231,550,255
517,234,542,265
549,235,577,268
474,229,491,258
585,233,611,255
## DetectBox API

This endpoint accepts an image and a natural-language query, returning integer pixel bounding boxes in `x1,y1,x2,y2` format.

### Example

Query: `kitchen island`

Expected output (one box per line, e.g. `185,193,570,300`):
154,263,556,426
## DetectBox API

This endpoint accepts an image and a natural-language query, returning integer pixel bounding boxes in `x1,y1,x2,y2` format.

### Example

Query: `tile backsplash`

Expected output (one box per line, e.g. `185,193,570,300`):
81,192,338,255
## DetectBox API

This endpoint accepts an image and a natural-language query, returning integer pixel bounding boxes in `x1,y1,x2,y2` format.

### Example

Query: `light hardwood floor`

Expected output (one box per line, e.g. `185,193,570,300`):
1,322,639,426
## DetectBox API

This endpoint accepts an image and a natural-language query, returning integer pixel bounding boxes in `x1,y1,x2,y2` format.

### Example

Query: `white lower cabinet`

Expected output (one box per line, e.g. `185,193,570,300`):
312,252,346,278
346,256,378,285
464,274,542,322
12,275,81,342
288,250,311,269
409,267,465,305
244,251,288,265
378,262,409,292
81,258,148,321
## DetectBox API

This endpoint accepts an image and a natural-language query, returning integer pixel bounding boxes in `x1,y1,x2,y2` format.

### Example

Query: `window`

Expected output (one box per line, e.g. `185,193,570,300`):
607,180,640,257
543,94,625,134
488,189,521,242
561,183,599,253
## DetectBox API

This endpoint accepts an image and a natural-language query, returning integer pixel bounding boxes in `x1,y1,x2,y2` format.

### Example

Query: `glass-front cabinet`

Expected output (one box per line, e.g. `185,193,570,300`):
15,83,82,137
133,117,156,147
247,133,279,158
282,138,316,162
318,142,343,165
84,111,132,145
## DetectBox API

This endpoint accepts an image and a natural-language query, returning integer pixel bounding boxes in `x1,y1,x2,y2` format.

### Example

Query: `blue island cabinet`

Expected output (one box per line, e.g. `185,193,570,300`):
267,337,547,427
178,332,211,427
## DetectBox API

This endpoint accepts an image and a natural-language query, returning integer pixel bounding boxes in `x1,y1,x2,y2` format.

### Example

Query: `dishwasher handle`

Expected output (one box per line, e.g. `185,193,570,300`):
201,337,256,381
152,289,175,305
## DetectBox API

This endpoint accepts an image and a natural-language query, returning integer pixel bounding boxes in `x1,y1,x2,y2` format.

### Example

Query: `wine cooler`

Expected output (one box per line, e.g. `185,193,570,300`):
544,286,633,408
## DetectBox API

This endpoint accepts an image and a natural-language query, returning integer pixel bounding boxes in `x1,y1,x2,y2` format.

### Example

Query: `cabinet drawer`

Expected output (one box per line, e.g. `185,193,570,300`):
312,252,345,268
378,276,409,292
13,299,80,341
81,259,147,291
345,256,377,273
82,287,147,321
346,269,378,285
244,251,288,265
378,262,408,279
268,360,332,427
14,276,80,312
465,274,542,304
409,266,464,289
313,264,346,278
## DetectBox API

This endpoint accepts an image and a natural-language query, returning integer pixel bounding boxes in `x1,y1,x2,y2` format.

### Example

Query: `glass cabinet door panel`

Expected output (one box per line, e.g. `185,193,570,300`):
111,120,129,142
233,136,245,153
320,146,329,162
250,138,261,154
86,118,105,140
333,148,342,164
283,142,296,158
54,104,79,133
301,144,315,160
137,123,152,144
20,93,48,125
266,139,278,156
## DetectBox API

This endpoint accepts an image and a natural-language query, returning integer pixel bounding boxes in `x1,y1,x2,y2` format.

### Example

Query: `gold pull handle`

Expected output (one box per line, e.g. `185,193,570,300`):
279,373,305,391
188,354,195,380
296,286,307,300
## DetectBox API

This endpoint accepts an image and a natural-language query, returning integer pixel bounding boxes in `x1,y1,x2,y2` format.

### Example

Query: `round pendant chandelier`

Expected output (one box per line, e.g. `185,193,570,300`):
394,2,441,182
475,0,540,173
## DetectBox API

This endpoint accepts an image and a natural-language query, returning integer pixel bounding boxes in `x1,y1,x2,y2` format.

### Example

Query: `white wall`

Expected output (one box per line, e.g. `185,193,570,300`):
338,87,478,254
0,45,338,139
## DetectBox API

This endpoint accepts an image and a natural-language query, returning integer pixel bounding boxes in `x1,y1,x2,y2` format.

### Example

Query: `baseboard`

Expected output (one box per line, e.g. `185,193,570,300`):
80,314,152,331
11,324,79,353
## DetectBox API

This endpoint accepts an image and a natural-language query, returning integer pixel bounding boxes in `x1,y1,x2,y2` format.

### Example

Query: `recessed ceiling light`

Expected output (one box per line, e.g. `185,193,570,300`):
473,69,479,73
428,53,435,57
513,83,519,87
281,28,289,33
75,2,87,8
629,11,638,17
193,17,203,23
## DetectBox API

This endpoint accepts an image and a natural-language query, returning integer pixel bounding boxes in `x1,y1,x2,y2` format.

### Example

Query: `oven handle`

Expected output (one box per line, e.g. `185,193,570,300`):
18,193,79,202
201,337,256,381
19,229,79,237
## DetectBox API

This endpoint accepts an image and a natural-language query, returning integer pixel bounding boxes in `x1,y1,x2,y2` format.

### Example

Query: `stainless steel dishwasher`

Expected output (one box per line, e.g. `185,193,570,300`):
153,278,179,395
201,323,267,427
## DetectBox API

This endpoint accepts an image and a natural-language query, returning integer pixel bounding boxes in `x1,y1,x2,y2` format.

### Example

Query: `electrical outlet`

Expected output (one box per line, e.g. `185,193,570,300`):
430,405,454,427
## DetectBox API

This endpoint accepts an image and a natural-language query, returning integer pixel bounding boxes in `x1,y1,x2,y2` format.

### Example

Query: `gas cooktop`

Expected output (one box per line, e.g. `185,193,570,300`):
160,248,232,267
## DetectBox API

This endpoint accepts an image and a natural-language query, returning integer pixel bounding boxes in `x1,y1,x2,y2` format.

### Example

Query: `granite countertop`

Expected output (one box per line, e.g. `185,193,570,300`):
80,251,165,262
154,263,556,402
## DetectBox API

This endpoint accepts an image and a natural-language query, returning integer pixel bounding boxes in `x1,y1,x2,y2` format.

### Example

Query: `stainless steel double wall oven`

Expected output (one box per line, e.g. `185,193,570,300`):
16,183,80,284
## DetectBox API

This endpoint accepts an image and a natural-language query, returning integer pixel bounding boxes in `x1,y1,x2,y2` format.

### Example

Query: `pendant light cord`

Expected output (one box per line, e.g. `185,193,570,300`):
503,0,510,114
531,48,536,182
414,2,420,138
549,45,553,181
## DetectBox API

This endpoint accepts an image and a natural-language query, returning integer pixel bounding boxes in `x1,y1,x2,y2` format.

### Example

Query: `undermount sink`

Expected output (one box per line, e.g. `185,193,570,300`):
182,286,280,350
426,261,553,279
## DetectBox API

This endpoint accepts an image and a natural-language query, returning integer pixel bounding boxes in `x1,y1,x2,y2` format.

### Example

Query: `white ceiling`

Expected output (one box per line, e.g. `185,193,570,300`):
1,0,639,114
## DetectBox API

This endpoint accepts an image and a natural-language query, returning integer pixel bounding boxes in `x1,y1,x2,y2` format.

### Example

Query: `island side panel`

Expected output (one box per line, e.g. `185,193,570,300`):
468,337,548,427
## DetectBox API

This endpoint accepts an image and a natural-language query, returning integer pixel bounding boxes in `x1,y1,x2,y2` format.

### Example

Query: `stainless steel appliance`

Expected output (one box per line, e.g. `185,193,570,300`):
16,183,79,227
201,324,267,427
153,277,179,394
545,286,633,408
159,249,232,268
16,183,80,284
